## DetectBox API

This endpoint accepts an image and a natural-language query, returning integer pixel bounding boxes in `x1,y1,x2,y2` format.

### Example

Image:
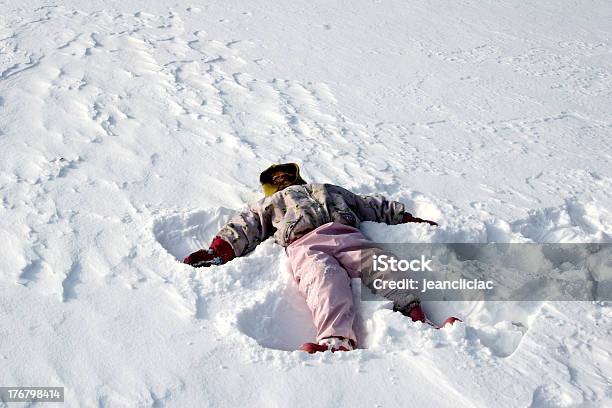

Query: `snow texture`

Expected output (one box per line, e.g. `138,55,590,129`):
1,1,611,407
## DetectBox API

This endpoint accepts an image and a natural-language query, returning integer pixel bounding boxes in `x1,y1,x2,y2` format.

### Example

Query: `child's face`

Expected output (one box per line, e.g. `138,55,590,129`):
271,170,295,191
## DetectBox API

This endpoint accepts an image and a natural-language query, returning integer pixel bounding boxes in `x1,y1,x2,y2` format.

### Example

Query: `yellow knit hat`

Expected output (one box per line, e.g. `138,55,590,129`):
259,163,307,196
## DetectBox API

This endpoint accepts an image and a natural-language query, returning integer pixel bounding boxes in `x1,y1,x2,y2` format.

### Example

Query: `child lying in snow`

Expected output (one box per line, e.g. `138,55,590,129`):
184,163,451,353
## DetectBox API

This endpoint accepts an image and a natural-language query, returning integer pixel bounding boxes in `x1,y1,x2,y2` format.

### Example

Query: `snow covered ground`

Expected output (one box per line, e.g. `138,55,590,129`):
1,0,611,406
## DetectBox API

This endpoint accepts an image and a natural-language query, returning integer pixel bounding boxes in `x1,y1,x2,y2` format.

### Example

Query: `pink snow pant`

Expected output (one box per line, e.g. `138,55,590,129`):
285,222,419,345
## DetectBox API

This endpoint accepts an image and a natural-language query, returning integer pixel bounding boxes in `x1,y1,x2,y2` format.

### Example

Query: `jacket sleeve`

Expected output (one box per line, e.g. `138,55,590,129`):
326,184,404,225
353,193,405,225
216,198,275,257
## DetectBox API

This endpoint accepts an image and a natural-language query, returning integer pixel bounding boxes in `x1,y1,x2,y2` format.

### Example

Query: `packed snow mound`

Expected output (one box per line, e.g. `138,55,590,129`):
1,1,611,407
153,207,234,260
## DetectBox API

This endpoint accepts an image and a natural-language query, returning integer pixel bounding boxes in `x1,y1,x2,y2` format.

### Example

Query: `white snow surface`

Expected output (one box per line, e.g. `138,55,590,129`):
1,1,612,407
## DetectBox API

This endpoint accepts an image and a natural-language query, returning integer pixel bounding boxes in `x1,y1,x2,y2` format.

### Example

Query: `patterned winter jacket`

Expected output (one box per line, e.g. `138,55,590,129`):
217,183,405,257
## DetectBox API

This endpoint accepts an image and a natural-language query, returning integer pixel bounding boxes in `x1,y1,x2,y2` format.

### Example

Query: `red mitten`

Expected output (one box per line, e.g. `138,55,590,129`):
183,236,235,268
402,212,438,226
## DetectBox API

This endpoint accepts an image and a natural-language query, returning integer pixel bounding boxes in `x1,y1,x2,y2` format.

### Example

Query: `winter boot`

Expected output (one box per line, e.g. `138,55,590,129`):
397,303,462,329
395,302,426,322
439,316,461,327
299,336,355,354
